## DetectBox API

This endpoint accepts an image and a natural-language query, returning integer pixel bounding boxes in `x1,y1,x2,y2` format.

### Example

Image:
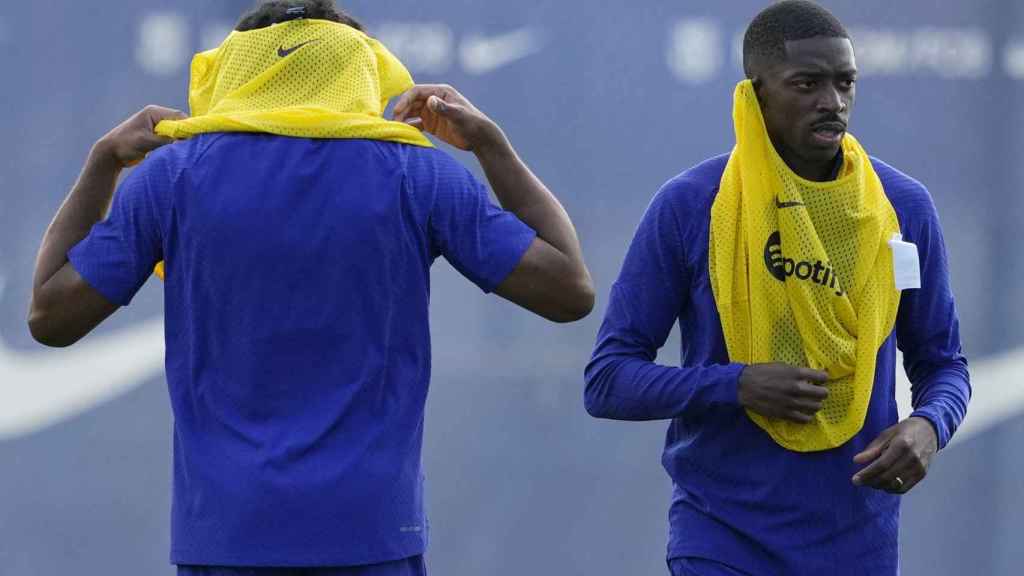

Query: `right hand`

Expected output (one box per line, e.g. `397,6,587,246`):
738,363,830,423
392,84,505,152
95,105,187,168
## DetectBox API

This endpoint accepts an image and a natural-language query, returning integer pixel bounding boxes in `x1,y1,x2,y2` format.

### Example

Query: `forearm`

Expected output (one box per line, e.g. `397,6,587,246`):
32,140,121,297
584,353,743,421
473,134,587,278
909,360,971,449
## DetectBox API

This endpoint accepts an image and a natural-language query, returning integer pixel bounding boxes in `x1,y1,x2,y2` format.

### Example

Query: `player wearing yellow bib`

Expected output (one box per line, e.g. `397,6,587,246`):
585,2,970,574
29,1,594,575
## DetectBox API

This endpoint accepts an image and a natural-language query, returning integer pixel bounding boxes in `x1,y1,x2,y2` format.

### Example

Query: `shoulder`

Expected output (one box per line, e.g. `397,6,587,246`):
402,144,475,179
870,157,940,226
394,145,487,228
626,154,729,267
656,153,729,207
160,133,237,167
136,138,198,176
647,153,730,225
111,137,207,202
137,133,238,189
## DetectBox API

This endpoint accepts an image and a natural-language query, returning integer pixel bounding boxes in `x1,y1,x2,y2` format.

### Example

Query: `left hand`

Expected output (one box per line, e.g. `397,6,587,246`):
391,84,504,152
852,416,938,494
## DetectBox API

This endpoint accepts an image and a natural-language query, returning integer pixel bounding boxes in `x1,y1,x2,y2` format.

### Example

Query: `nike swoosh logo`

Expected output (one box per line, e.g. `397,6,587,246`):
278,39,319,58
775,199,806,209
460,28,544,75
0,318,1017,448
0,318,165,440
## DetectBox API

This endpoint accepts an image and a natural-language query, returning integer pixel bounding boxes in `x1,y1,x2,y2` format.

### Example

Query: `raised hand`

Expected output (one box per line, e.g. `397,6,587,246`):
392,84,504,152
97,105,187,168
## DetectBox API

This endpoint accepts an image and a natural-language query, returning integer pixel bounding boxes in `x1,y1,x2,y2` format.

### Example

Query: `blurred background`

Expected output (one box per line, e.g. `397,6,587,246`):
1,0,1021,574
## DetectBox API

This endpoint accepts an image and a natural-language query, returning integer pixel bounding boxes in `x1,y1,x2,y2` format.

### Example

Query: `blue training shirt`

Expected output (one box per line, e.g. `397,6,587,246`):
68,133,536,567
585,154,970,575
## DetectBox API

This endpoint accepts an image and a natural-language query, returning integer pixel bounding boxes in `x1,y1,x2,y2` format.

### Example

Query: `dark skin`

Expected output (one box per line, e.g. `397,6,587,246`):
752,36,856,182
28,106,186,348
29,88,596,348
738,37,938,494
392,85,595,322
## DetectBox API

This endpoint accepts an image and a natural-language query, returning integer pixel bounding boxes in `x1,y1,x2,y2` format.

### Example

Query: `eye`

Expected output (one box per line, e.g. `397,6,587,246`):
793,79,817,90
839,78,856,90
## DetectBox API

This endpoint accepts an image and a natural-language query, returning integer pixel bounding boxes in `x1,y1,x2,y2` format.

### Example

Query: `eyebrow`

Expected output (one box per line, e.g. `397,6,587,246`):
786,66,858,77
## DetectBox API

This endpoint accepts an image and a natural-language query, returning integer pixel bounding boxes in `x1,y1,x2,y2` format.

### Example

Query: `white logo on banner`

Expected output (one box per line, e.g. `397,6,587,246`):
460,28,545,75
0,306,1017,448
667,18,723,84
852,27,992,78
0,319,165,440
376,22,455,75
136,12,189,77
1005,38,1024,80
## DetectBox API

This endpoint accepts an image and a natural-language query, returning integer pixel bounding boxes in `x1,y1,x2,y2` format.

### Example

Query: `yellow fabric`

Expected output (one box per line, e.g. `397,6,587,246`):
151,19,431,279
153,19,431,145
709,80,901,452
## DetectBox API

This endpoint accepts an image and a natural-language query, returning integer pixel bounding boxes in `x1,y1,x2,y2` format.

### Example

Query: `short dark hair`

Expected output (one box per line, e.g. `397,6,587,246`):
235,0,364,32
742,1,849,78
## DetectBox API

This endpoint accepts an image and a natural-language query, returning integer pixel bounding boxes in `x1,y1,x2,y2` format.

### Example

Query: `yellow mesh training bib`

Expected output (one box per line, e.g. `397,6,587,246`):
153,19,431,145
709,80,901,452
150,19,432,280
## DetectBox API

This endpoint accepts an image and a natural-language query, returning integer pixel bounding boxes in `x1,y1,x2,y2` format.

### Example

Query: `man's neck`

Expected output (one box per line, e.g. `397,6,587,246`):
776,146,843,182
827,149,844,180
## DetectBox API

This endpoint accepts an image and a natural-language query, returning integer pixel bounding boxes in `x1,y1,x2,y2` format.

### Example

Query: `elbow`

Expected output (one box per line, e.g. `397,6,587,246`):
583,365,613,419
27,307,75,348
583,389,606,418
549,277,596,323
572,279,597,320
583,384,615,419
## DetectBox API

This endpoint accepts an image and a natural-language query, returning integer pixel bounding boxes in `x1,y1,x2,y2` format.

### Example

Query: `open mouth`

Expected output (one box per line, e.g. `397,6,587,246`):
811,122,846,145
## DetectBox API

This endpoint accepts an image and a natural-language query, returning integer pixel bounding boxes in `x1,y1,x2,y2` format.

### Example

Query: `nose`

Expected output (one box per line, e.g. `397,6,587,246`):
817,86,846,115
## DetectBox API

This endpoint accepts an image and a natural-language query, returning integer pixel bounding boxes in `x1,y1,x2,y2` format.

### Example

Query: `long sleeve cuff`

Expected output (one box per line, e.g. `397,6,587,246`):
909,383,969,450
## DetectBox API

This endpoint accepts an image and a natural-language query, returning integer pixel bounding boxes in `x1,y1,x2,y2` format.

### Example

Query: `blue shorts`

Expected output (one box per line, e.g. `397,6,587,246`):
668,557,750,576
178,555,426,576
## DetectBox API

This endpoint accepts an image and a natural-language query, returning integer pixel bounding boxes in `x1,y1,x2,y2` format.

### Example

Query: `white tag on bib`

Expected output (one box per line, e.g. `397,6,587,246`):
889,234,921,291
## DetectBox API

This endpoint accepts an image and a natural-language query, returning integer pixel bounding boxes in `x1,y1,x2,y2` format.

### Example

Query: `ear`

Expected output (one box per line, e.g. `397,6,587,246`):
749,76,771,114
750,76,767,109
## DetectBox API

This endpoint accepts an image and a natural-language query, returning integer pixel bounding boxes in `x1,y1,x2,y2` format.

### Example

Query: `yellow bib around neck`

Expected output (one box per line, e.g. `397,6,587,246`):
709,80,901,452
153,19,431,146
151,19,431,279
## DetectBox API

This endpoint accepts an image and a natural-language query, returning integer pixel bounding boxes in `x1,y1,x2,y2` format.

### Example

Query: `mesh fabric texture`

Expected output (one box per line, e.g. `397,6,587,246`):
154,19,431,146
709,80,901,452
151,19,432,279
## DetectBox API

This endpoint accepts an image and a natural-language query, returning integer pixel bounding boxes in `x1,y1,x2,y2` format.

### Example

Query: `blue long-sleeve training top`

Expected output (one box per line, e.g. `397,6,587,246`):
584,153,970,576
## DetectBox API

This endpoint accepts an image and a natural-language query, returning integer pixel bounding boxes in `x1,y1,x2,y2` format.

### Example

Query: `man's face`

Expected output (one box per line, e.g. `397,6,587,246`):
753,37,857,173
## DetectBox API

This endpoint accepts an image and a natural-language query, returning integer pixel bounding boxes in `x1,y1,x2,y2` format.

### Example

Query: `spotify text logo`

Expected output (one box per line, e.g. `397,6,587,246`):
763,231,845,296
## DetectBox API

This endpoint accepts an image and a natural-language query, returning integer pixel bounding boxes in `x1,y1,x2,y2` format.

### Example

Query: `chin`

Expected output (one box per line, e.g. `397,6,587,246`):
803,145,841,163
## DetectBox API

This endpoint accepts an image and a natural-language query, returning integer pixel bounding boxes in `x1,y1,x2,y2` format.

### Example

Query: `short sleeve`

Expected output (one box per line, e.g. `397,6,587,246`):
422,153,536,293
67,158,169,306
